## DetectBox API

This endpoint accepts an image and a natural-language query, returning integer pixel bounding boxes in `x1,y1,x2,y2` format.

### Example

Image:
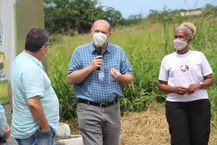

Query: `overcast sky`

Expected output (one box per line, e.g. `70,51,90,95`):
99,0,217,18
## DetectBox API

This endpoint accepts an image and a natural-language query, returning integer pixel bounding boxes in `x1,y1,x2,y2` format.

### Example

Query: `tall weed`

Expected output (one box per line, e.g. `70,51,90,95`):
47,15,217,120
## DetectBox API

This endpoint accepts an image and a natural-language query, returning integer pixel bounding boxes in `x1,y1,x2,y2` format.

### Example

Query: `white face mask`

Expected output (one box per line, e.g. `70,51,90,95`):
173,39,188,51
92,32,107,48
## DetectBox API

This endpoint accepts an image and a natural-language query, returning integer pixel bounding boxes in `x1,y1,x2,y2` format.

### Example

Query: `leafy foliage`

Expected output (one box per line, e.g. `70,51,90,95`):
44,0,124,35
47,6,217,120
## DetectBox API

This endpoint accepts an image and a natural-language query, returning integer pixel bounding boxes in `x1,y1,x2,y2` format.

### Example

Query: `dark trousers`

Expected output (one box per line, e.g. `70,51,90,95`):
166,99,211,145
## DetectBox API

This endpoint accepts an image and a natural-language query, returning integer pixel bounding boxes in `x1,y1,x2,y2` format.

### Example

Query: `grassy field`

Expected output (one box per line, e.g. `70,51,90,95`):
47,18,217,116
46,17,217,144
65,105,217,145
120,105,217,145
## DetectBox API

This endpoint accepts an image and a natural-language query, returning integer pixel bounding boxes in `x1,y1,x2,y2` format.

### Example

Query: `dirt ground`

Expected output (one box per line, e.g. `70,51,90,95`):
119,105,217,145
4,103,217,145
119,105,169,145
67,104,217,145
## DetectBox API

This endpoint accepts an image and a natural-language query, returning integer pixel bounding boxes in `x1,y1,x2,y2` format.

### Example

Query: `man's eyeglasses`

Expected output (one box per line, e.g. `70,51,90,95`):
44,43,52,48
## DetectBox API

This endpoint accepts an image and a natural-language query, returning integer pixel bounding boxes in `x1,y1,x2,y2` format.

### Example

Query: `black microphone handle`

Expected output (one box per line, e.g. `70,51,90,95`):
97,47,102,55
96,66,101,72
96,47,102,72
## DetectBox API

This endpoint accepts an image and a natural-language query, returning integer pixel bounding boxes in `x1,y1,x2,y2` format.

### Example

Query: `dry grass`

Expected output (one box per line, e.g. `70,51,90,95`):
120,106,217,145
120,106,169,145
67,105,217,145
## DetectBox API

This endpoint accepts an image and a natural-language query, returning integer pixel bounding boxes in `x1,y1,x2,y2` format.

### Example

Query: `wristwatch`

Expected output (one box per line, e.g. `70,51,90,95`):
199,82,203,89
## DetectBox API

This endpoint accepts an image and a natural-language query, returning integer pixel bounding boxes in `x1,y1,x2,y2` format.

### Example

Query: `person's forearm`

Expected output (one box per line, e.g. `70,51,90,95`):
28,97,50,132
200,77,214,89
158,82,178,94
117,74,133,85
67,65,94,85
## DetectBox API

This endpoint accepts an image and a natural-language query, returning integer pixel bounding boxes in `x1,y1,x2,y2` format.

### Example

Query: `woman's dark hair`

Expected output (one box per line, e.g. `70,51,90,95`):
25,28,50,52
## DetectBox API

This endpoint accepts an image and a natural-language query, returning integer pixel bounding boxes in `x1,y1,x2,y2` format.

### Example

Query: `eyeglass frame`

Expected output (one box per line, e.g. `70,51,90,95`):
44,43,52,48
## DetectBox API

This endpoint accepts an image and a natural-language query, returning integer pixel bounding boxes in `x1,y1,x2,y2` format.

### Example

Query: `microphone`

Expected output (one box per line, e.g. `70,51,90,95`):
96,47,102,73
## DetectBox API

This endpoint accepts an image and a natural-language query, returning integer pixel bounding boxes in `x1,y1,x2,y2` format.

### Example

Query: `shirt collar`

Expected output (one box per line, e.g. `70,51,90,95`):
23,51,44,69
91,42,111,54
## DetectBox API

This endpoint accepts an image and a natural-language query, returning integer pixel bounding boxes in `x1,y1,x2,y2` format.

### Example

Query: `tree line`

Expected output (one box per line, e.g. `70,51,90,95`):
44,1,217,35
44,0,124,35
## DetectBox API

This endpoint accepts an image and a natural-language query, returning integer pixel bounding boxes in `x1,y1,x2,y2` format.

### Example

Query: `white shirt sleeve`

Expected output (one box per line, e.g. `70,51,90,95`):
200,53,213,76
158,57,169,81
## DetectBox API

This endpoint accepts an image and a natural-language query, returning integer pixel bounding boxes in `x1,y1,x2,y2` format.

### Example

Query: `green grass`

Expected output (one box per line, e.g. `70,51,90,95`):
47,16,217,121
0,80,9,104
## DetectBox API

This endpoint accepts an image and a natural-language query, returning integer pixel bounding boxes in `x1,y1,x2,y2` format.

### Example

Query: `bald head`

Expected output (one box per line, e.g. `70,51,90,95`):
91,20,111,36
91,20,111,49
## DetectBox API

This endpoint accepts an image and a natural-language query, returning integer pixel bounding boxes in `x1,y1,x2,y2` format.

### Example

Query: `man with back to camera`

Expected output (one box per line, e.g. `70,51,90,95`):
67,19,133,145
8,28,59,145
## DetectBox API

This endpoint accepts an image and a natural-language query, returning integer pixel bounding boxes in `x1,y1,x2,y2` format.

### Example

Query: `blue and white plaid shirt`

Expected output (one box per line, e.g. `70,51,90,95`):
68,42,133,103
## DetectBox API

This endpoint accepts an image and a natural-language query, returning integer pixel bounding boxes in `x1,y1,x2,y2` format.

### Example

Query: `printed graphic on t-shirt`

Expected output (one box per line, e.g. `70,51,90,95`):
175,61,194,87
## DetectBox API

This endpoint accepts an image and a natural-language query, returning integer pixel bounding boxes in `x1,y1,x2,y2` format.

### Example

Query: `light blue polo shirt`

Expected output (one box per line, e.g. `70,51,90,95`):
10,51,59,139
0,105,6,136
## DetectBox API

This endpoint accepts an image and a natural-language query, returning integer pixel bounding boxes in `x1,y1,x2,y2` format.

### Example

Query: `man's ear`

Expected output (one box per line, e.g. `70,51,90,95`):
187,38,192,43
41,46,46,54
108,32,111,37
90,29,93,35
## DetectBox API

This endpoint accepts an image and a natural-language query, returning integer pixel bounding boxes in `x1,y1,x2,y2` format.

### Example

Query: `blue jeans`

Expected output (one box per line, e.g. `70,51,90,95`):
16,129,55,145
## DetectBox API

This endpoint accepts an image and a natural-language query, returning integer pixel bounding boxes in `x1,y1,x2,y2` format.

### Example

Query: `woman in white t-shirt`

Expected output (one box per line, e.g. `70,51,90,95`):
158,22,214,145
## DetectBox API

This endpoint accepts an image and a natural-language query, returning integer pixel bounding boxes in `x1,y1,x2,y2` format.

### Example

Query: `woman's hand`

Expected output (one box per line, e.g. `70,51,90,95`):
174,86,188,95
187,83,202,94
